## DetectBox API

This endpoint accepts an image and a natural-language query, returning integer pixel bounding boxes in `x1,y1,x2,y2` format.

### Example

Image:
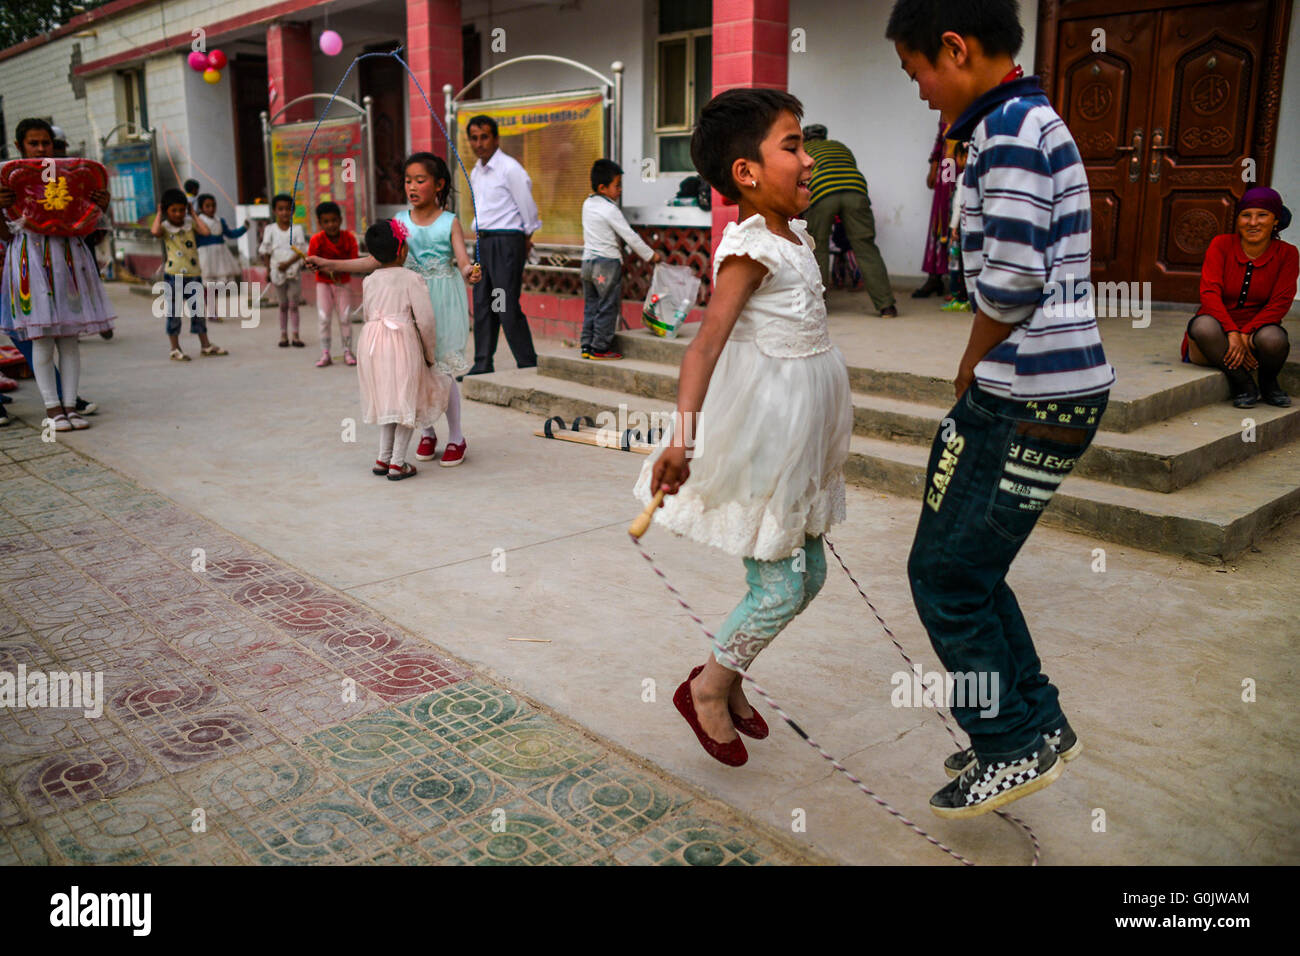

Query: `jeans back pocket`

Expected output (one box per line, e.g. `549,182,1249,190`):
986,424,1095,543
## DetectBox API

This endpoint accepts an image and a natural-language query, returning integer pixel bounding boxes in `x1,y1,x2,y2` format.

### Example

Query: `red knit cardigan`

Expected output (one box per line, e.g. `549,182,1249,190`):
1197,233,1298,334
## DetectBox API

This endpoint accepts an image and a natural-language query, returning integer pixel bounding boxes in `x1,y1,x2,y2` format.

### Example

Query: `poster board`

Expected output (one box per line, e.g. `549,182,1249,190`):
102,140,158,230
454,88,606,247
268,116,368,238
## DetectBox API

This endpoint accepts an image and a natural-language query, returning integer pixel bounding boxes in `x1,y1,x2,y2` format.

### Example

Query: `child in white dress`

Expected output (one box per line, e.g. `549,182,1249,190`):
356,219,451,480
634,89,853,767
195,193,248,322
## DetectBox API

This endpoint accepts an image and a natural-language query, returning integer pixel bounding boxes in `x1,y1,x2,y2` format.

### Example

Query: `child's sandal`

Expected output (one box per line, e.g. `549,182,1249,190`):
372,459,391,476
386,463,417,481
169,348,191,361
201,343,228,356
65,412,90,430
278,336,289,348
49,414,72,432
343,349,357,366
291,336,305,348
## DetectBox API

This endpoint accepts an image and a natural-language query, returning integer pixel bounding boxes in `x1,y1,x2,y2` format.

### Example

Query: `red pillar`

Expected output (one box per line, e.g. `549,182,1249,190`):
710,0,789,239
406,0,463,155
267,21,314,123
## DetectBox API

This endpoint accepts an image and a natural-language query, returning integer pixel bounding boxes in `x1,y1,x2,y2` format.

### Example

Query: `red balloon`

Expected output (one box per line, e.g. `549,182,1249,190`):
208,49,227,70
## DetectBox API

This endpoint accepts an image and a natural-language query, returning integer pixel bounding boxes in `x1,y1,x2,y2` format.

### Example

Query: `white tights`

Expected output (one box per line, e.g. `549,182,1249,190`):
379,424,415,467
421,379,464,445
31,336,80,409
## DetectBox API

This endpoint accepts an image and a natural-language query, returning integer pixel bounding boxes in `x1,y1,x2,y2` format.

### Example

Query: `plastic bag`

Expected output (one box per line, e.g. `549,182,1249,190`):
642,264,701,338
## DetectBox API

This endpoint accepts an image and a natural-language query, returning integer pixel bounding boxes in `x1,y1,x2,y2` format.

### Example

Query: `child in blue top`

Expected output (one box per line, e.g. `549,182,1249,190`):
888,0,1114,821
308,152,481,466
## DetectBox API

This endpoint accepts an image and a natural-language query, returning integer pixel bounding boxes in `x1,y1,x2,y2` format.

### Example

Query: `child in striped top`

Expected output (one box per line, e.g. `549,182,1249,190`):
888,0,1113,822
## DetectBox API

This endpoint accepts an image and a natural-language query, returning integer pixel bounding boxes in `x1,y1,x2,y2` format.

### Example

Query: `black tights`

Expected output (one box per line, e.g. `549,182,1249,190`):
1188,315,1290,388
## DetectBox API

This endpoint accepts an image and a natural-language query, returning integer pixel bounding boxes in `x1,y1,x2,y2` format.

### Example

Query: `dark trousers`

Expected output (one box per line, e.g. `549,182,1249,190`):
580,257,622,353
471,232,537,371
906,382,1107,763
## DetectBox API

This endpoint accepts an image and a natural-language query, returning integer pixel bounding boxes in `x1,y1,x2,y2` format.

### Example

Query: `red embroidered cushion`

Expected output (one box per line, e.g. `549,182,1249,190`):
1,158,109,237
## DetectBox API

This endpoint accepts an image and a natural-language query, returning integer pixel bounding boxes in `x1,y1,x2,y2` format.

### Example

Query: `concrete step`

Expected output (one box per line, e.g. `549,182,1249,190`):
462,366,1300,561
608,328,1300,433
535,351,1300,494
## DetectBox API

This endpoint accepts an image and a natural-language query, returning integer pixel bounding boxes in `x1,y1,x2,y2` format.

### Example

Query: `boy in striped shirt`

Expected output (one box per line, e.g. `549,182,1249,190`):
887,0,1115,820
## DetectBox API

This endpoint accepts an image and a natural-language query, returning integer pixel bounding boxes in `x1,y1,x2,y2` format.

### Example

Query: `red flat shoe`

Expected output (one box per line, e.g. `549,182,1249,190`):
689,664,769,740
674,670,747,767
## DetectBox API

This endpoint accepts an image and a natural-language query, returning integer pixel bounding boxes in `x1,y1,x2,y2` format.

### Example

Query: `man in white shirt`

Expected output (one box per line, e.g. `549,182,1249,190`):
466,115,539,373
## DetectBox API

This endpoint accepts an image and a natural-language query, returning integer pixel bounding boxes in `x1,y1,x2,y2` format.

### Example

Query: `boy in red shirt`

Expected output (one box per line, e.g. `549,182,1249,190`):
308,201,359,367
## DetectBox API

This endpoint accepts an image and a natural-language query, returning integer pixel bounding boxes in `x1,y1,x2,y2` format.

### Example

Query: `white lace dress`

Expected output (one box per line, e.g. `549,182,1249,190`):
633,214,853,561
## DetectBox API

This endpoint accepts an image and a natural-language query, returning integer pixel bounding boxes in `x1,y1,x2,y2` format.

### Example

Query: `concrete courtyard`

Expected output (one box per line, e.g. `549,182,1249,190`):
1,281,1297,865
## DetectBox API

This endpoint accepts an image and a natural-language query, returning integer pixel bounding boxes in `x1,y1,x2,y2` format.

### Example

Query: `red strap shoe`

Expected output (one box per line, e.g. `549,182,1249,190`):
674,669,747,767
689,664,768,740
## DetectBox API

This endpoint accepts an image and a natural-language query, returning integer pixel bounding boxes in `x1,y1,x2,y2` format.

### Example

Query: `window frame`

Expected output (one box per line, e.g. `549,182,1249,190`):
653,26,711,173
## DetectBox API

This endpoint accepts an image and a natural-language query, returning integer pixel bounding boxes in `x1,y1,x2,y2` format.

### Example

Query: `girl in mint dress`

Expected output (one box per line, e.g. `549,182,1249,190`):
306,153,480,465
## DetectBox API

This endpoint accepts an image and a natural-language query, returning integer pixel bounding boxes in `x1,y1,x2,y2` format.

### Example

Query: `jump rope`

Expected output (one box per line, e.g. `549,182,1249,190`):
293,50,1041,865
630,491,1042,866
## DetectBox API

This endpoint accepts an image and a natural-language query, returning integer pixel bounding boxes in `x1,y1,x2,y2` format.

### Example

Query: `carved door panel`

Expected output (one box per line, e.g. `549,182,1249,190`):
1052,12,1157,284
1137,0,1272,300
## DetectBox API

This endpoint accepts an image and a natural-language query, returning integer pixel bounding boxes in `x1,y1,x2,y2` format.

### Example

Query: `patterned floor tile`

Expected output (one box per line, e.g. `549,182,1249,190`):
2,438,67,464
94,565,209,610
150,532,254,570
198,555,286,588
526,760,693,849
0,823,49,864
40,616,190,686
33,516,123,550
61,534,162,575
349,748,511,836
21,456,117,493
169,742,333,816
0,700,123,770
0,462,27,481
126,706,281,773
17,503,102,530
44,778,246,865
3,737,163,817
74,482,166,516
341,649,465,703
300,620,405,665
0,479,80,517
239,677,392,738
0,781,26,826
397,679,530,743
455,714,605,783
611,812,788,866
357,844,428,865
6,570,126,631
224,791,403,864
302,711,446,781
232,576,366,634
196,643,338,702
0,513,31,536
132,589,268,642
416,796,604,865
0,546,68,583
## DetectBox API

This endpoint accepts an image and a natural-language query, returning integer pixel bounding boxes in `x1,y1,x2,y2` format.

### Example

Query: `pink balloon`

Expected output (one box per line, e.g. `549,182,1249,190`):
319,30,343,56
208,49,227,70
188,51,210,72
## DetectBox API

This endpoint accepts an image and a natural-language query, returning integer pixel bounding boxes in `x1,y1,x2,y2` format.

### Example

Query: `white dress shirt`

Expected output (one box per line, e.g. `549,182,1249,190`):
582,195,653,261
469,148,542,234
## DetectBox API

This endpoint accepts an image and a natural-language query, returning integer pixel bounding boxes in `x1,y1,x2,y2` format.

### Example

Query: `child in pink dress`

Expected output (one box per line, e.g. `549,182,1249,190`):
356,219,450,480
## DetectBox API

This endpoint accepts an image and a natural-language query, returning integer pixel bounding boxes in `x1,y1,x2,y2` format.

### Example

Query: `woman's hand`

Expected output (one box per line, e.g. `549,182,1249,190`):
465,263,482,284
1225,331,1248,369
303,256,325,272
651,444,690,499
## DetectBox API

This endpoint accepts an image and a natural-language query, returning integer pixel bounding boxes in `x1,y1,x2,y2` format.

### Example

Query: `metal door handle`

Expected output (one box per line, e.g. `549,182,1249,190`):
1115,129,1143,182
1149,128,1168,182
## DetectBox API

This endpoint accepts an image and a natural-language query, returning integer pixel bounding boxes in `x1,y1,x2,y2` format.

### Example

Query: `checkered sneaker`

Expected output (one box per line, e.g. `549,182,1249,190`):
930,741,1063,819
943,720,1082,779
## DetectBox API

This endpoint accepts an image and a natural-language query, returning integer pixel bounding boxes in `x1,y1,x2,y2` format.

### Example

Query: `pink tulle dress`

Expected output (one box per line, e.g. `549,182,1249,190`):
356,267,450,428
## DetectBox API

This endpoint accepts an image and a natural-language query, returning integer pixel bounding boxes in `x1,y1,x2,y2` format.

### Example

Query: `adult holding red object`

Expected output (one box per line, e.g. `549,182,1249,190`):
1182,187,1296,408
0,118,114,431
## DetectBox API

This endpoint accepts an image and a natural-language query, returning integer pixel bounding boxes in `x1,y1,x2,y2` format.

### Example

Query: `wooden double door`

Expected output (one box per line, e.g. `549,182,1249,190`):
1040,0,1291,300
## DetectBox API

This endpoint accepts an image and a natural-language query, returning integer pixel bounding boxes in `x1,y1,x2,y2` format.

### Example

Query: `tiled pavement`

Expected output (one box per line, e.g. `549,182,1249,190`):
0,422,810,865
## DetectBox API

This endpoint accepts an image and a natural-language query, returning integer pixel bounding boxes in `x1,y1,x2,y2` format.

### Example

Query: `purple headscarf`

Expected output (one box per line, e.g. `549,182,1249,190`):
1236,187,1291,232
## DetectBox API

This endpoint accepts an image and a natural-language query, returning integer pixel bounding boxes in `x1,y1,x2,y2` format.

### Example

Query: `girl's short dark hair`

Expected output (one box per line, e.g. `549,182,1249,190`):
160,188,188,210
315,200,342,219
365,220,402,264
271,193,294,211
404,152,452,207
690,89,804,204
14,118,54,149
590,159,623,192
184,179,201,194
886,0,1024,63
196,193,216,208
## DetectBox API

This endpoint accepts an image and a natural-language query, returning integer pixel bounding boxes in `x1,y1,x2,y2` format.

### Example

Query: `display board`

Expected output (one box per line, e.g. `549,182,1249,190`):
102,140,158,229
268,116,368,237
454,88,606,247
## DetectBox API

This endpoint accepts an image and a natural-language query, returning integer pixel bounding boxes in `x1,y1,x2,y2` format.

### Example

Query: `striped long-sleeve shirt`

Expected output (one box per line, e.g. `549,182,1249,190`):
949,77,1115,400
804,139,869,206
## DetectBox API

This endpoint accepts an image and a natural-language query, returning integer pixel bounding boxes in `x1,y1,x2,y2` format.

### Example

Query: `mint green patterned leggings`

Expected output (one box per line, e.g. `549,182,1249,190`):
714,535,827,671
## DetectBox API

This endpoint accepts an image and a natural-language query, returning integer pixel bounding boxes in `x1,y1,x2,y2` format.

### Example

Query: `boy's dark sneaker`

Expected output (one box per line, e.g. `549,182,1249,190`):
944,721,1081,779
75,397,98,415
587,350,622,361
931,741,1062,819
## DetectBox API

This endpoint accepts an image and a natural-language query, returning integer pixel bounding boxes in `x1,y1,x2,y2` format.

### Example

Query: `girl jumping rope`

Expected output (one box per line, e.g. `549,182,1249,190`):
635,89,853,767
308,152,480,466
355,218,450,480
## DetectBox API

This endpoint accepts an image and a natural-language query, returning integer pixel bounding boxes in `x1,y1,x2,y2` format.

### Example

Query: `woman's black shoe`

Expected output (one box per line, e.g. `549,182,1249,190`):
1260,379,1292,407
1225,368,1259,408
911,274,945,299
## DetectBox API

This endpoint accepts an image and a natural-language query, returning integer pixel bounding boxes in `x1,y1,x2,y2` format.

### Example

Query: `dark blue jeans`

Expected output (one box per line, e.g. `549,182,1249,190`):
580,257,622,353
907,382,1107,763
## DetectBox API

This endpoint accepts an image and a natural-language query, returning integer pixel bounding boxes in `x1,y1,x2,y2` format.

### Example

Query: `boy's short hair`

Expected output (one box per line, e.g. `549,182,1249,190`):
590,159,623,192
184,178,201,194
196,193,215,208
271,193,294,211
466,114,498,137
365,220,401,264
886,0,1024,63
690,88,804,204
14,118,54,147
161,188,188,210
315,200,342,219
